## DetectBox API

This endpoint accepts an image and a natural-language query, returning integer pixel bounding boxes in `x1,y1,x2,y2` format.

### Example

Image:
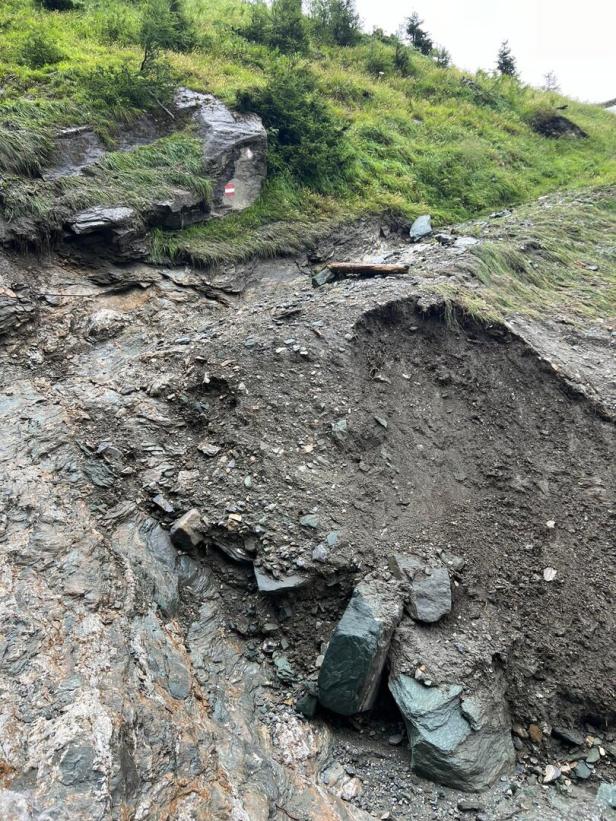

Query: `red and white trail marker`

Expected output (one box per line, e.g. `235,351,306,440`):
224,181,236,197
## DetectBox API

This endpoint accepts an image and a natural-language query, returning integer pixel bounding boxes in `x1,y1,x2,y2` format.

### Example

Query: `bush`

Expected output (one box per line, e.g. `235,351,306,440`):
241,0,308,55
140,0,196,71
81,60,176,112
236,63,352,192
19,29,64,69
365,43,393,77
35,0,77,10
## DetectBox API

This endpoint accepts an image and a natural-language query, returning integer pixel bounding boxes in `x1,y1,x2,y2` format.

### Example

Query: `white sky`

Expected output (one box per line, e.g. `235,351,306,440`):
354,0,616,103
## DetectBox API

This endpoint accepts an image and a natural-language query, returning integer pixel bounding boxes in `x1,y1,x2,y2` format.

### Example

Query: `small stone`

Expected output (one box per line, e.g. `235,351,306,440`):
331,418,348,442
169,508,203,550
552,726,584,747
543,567,557,582
198,442,221,457
543,764,561,784
458,798,484,812
243,476,253,488
254,567,307,594
573,761,592,780
586,747,600,764
152,494,174,514
341,776,362,801
408,567,452,623
374,416,388,429
300,513,320,529
512,723,529,739
388,733,404,746
312,544,329,563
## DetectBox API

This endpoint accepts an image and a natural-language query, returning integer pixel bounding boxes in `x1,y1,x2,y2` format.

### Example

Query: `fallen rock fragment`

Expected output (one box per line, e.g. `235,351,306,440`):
388,674,514,791
552,726,584,747
410,214,432,242
170,508,204,550
254,566,307,594
408,567,452,624
543,764,561,784
0,287,35,336
318,580,402,716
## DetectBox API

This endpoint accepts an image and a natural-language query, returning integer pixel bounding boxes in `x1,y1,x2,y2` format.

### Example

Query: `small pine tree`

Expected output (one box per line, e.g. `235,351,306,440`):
139,0,195,72
543,70,560,92
270,0,309,54
496,40,517,77
310,0,361,47
433,46,451,68
405,12,433,56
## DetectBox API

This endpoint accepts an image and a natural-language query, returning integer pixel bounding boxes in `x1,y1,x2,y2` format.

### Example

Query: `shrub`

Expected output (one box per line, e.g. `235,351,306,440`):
365,42,393,77
236,63,352,192
81,60,176,112
35,0,77,10
140,0,196,71
19,29,64,69
270,0,309,54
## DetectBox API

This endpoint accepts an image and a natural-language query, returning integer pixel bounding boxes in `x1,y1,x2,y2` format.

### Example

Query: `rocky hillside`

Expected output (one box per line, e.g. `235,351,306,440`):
1,2,616,820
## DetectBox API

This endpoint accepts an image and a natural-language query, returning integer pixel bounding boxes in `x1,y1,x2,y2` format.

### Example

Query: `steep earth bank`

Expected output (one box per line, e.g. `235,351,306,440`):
0,192,614,820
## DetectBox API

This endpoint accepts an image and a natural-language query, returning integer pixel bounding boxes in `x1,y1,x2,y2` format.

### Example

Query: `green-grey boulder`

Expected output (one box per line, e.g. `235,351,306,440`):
318,581,402,716
389,674,514,791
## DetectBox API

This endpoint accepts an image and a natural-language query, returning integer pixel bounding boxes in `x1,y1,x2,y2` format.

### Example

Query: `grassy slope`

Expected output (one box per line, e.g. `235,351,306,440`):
1,0,615,270
436,187,616,323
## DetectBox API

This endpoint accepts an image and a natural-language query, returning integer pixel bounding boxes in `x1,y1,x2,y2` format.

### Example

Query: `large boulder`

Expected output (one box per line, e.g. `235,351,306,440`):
389,673,514,791
318,580,402,716
388,614,515,791
175,88,267,214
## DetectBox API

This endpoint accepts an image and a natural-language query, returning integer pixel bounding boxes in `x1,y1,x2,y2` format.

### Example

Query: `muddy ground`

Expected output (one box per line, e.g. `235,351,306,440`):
0,191,614,820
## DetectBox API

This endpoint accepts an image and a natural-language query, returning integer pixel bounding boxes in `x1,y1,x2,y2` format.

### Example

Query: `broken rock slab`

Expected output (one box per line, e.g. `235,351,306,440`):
409,567,452,623
318,580,402,716
389,674,514,791
254,566,307,594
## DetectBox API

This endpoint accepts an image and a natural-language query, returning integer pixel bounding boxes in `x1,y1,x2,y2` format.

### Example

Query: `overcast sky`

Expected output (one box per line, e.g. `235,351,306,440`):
354,0,616,103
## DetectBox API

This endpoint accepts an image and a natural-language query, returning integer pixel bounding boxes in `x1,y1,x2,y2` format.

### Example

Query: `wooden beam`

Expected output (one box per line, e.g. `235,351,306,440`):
326,262,409,275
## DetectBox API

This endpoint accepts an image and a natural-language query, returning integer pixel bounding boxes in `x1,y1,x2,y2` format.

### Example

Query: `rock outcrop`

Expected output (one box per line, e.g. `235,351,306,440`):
175,88,267,214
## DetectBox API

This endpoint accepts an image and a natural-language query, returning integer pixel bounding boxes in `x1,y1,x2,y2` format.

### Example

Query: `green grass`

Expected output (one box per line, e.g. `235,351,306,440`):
1,0,615,263
432,186,616,323
2,134,210,238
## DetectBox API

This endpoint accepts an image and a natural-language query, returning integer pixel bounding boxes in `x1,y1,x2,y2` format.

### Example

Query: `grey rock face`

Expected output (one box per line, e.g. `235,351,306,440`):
410,214,432,242
0,287,35,336
318,581,402,716
408,567,452,623
597,783,616,809
175,88,267,215
389,674,515,791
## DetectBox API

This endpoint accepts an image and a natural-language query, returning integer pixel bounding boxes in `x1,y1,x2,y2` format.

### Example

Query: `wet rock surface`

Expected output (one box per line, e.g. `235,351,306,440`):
0,188,615,818
318,581,403,715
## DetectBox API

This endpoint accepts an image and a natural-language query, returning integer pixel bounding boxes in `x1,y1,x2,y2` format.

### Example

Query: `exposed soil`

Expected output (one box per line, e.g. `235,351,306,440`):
0,190,614,819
